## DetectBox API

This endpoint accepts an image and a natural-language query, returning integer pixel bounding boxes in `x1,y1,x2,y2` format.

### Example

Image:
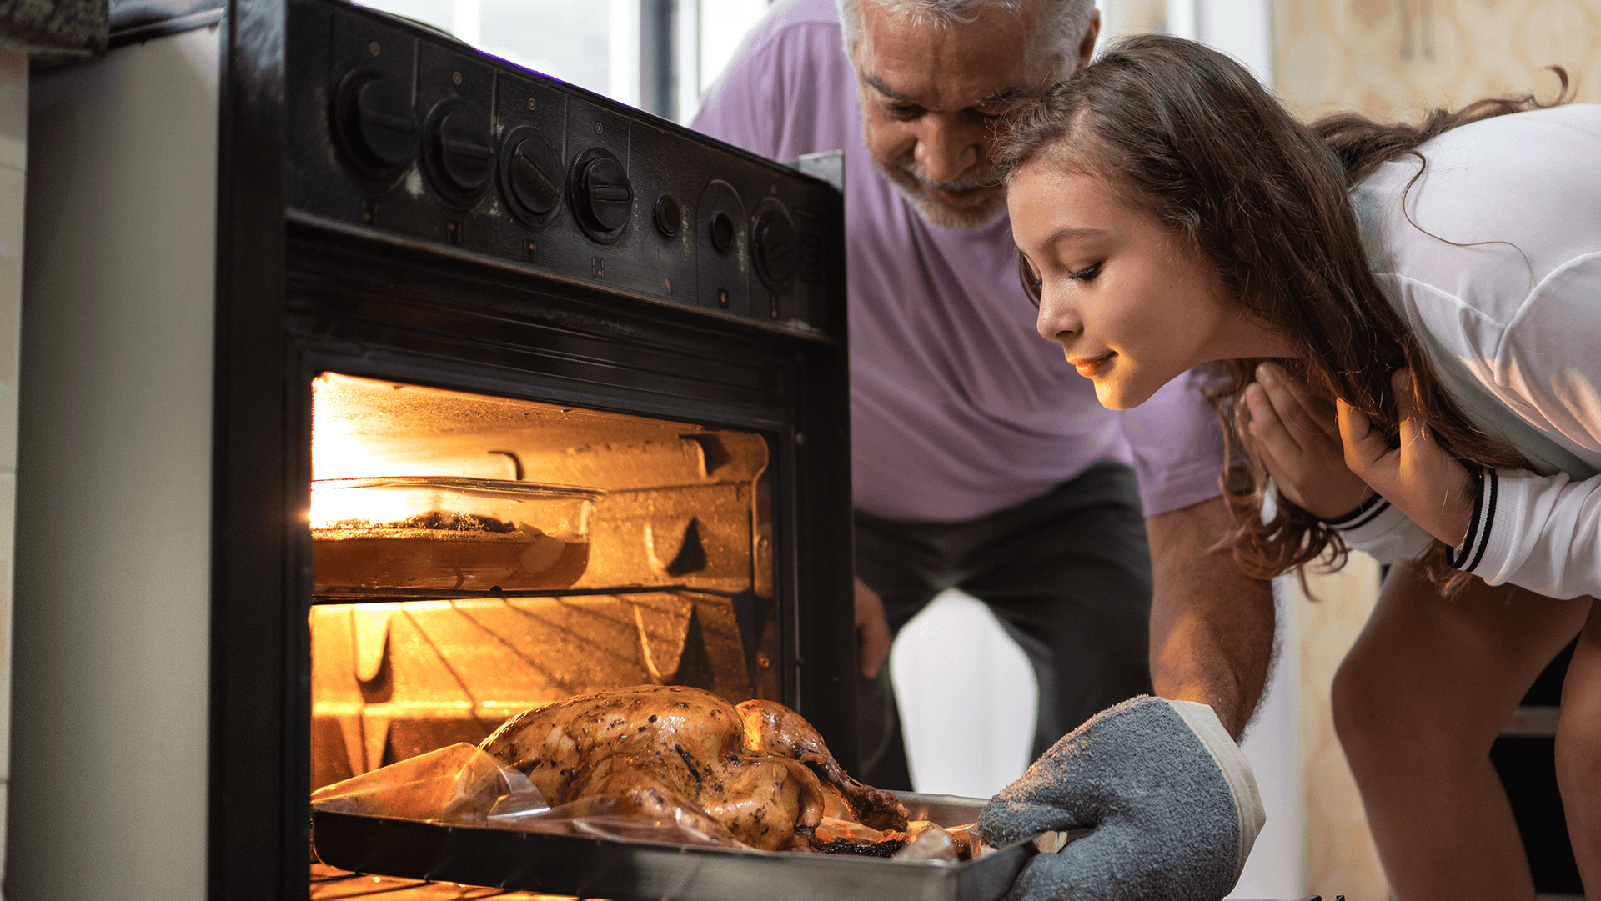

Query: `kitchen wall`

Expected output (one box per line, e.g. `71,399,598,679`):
1274,0,1601,121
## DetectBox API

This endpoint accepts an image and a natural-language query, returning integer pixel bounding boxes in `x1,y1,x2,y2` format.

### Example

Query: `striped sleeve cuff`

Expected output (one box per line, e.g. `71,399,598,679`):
1326,493,1436,564
1323,492,1387,529
1447,468,1496,574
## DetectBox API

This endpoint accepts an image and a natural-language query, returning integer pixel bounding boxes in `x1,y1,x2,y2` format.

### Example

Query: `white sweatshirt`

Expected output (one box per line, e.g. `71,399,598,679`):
1337,103,1601,600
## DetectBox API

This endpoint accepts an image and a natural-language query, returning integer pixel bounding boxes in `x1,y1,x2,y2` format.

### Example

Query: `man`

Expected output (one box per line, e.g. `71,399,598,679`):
693,2,1275,893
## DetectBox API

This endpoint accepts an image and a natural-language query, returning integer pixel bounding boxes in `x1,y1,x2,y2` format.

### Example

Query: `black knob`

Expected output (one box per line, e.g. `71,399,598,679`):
654,194,682,238
504,133,564,222
752,201,799,288
431,104,494,194
709,211,736,254
334,70,416,179
570,149,633,240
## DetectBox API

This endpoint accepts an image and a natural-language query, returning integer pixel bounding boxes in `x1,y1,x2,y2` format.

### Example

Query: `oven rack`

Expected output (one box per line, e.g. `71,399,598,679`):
311,584,752,601
311,862,562,899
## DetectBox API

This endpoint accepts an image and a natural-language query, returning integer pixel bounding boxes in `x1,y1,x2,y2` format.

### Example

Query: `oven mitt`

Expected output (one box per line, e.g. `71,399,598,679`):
977,695,1264,901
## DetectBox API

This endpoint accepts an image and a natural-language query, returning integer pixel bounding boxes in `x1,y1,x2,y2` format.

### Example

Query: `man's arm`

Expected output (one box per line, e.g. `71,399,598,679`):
1145,495,1276,739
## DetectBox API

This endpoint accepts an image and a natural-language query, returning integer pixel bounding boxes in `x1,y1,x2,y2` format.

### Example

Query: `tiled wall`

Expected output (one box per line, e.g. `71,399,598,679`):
0,45,23,881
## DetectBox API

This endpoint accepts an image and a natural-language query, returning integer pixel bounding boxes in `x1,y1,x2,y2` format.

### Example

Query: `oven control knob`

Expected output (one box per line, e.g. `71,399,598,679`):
653,194,682,238
751,200,799,288
569,148,633,241
501,129,564,224
334,70,417,180
430,104,495,195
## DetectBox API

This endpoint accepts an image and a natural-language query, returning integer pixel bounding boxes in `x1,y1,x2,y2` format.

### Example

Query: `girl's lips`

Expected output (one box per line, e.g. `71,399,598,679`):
1071,353,1115,378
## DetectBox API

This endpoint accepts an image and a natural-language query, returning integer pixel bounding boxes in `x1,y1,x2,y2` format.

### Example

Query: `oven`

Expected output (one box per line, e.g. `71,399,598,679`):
9,1,852,897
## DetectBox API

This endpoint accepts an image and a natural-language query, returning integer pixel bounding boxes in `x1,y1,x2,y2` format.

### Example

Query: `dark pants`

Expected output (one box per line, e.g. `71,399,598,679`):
852,460,1153,790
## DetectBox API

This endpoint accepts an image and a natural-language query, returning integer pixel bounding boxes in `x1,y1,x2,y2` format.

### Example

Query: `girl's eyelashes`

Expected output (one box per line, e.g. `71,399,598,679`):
1015,252,1099,304
1069,261,1103,282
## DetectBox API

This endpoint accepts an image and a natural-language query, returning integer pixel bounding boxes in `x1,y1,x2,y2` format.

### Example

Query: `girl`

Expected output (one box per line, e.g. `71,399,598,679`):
998,33,1601,900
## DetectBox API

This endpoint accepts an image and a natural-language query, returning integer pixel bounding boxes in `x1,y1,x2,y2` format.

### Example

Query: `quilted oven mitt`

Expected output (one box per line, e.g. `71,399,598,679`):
978,695,1265,901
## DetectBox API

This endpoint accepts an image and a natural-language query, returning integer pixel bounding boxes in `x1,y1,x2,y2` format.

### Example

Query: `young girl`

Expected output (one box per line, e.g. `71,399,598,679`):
997,33,1601,900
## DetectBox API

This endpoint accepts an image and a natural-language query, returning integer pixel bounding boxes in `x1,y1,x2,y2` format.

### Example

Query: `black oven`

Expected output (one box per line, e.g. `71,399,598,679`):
9,1,851,897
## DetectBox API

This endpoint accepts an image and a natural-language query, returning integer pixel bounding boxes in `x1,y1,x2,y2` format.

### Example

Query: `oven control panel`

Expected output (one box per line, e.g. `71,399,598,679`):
284,0,843,336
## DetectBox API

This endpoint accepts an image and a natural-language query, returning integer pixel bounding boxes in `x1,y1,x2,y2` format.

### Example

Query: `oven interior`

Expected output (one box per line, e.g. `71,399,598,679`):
308,372,783,791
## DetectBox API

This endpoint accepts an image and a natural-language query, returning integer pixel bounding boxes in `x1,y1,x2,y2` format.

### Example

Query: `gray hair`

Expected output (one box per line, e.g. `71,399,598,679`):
836,0,1096,80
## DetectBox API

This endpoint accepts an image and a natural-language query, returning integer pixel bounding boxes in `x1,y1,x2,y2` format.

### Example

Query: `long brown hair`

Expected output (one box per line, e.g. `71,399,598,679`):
997,34,1567,585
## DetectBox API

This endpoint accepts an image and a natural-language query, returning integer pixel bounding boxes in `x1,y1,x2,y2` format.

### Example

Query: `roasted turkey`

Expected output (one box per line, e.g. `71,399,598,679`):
478,685,908,852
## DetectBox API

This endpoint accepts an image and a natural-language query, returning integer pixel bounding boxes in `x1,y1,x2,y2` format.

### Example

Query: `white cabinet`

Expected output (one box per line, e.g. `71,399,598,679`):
0,45,23,886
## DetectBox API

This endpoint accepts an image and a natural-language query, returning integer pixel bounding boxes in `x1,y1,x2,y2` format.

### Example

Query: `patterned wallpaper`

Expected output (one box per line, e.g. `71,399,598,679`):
1284,562,1388,899
1274,0,1601,120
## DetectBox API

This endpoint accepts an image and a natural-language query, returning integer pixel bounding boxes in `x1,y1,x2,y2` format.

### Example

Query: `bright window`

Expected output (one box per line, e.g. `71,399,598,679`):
352,0,770,124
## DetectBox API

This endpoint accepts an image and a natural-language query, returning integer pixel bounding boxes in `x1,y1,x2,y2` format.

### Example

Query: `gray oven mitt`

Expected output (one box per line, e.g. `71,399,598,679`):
977,695,1264,901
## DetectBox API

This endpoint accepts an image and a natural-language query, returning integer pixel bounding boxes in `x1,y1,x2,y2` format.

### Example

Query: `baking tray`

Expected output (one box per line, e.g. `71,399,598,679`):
312,792,1039,900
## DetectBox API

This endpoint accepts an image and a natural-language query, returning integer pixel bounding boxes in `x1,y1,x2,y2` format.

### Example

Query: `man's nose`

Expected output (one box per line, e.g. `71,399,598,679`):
913,115,982,184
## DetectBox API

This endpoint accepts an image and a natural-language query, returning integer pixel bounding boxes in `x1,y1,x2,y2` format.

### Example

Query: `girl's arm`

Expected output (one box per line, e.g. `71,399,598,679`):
1341,370,1601,600
1450,468,1601,600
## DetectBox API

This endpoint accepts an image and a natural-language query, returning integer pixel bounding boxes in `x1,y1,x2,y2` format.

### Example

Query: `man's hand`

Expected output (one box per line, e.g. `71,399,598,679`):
979,696,1264,901
1337,369,1475,547
1242,362,1373,519
855,579,893,679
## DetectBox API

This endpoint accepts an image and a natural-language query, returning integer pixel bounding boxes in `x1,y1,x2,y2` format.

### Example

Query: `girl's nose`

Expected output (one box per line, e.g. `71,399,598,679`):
1035,289,1080,345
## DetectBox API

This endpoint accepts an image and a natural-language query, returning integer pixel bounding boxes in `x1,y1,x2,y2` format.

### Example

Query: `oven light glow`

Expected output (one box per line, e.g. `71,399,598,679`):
309,483,423,529
312,431,383,482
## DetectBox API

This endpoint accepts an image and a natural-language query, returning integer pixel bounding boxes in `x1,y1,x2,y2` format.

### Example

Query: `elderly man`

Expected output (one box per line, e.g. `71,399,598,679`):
694,2,1274,895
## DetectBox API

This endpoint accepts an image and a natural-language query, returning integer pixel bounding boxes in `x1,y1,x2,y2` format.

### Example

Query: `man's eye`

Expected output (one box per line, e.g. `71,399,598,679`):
1069,262,1103,282
885,103,922,119
971,104,1017,122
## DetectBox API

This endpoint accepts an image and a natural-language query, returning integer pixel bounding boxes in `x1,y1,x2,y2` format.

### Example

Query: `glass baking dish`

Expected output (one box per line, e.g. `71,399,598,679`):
311,477,602,592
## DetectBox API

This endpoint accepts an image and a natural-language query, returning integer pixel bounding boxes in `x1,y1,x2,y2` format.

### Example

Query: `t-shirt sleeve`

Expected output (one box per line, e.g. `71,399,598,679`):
1119,366,1227,517
690,16,850,167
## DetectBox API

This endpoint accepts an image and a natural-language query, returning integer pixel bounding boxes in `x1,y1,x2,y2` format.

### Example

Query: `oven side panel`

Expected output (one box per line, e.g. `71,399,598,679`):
7,26,221,900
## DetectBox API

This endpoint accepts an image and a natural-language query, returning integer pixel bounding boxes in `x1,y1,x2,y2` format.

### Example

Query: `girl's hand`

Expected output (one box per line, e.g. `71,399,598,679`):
1242,362,1373,519
1336,369,1475,547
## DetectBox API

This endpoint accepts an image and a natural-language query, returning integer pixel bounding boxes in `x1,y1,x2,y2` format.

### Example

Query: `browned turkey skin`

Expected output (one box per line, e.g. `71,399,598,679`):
735,698,906,832
478,685,908,852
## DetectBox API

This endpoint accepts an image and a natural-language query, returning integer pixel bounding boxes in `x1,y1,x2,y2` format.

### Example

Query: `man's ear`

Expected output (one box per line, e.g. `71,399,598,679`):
1076,8,1101,70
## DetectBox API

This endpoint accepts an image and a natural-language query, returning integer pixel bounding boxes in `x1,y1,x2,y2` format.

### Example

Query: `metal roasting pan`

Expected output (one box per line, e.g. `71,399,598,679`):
312,792,1038,900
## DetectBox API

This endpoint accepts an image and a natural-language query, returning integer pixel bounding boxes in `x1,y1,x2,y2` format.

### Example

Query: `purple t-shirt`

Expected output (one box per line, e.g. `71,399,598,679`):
691,0,1224,521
